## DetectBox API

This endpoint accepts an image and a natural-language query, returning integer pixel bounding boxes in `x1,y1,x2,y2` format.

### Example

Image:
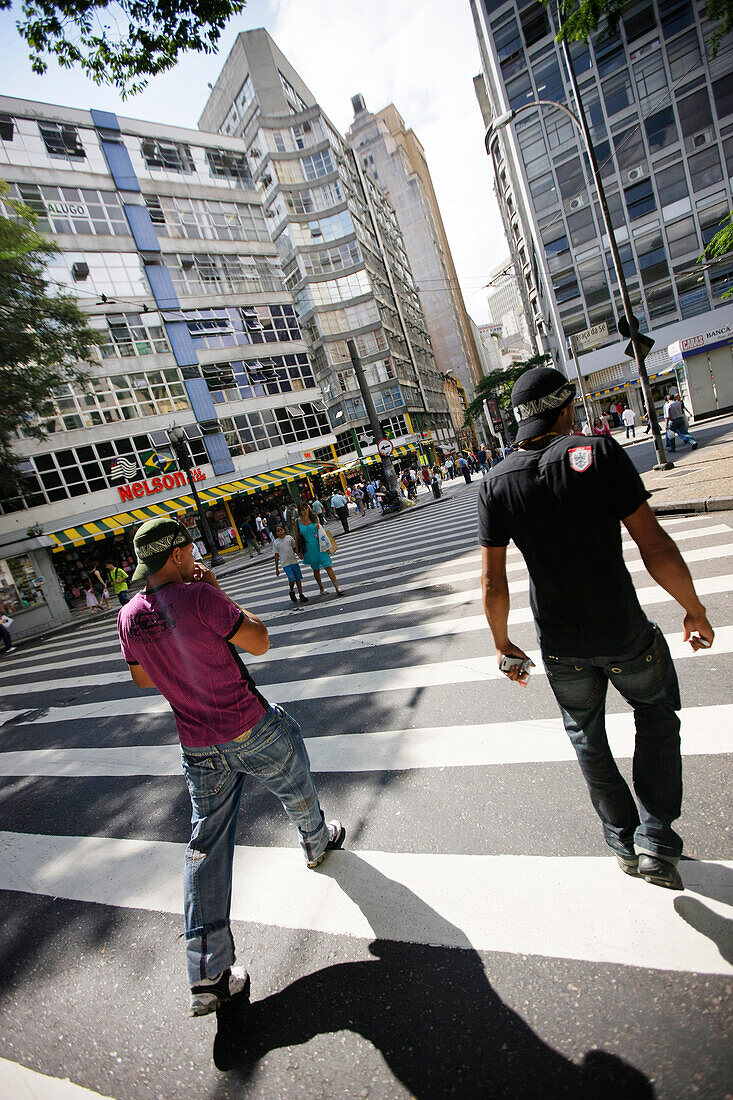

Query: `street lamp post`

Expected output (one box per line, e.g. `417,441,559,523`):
167,425,223,567
347,339,404,506
487,85,672,469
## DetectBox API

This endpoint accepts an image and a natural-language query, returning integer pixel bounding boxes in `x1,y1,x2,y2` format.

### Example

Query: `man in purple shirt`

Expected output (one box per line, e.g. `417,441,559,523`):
119,517,344,1017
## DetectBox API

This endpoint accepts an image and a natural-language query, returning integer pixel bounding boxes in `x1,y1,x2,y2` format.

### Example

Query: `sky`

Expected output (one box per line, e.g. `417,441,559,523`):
0,0,508,323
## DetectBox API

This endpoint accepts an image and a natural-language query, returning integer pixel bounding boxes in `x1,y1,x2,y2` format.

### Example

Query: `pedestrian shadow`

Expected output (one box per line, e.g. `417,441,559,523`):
674,858,733,966
212,853,653,1098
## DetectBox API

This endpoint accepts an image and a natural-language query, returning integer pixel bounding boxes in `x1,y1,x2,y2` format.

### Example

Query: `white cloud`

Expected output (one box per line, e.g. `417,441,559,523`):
269,0,507,323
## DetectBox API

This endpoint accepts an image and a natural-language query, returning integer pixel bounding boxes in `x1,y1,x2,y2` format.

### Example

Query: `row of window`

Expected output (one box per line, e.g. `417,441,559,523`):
312,414,410,460
165,253,283,297
273,148,336,186
295,270,373,313
300,240,362,277
201,353,317,402
5,183,128,236
145,195,269,243
283,179,346,215
184,304,302,350
218,402,330,458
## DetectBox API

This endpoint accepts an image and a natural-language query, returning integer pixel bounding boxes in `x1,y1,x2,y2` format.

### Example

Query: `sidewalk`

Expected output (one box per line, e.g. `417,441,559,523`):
642,439,733,513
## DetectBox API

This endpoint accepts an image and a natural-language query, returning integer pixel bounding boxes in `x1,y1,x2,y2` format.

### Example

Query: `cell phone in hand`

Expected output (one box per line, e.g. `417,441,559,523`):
499,654,532,684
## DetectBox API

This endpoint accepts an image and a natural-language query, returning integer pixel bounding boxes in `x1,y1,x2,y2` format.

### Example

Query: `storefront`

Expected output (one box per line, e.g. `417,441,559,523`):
580,366,678,425
668,325,733,419
0,533,71,638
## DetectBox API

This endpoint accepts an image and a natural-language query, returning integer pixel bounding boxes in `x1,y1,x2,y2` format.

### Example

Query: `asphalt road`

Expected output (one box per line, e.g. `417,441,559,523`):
617,409,733,475
0,480,731,1099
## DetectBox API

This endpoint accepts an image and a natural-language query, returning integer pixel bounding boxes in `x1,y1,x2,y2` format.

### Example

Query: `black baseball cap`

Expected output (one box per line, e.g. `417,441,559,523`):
511,368,576,443
131,517,192,582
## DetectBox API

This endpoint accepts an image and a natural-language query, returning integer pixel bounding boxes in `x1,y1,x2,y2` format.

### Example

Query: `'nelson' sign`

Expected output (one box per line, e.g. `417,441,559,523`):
118,468,206,502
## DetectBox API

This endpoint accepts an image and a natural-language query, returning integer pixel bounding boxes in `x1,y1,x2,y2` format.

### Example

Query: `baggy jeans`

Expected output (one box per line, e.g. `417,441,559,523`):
181,704,329,984
668,416,697,447
543,624,683,862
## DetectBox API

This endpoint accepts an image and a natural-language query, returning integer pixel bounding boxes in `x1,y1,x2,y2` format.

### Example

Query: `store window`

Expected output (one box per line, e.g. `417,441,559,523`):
0,556,45,613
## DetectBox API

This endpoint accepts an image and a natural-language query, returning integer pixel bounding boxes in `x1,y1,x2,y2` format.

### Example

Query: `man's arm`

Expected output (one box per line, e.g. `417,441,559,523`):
189,563,270,655
129,663,155,688
274,551,280,576
481,545,531,681
623,502,714,650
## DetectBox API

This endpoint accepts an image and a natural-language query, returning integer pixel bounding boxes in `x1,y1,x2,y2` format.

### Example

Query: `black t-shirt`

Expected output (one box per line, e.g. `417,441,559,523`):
477,434,651,657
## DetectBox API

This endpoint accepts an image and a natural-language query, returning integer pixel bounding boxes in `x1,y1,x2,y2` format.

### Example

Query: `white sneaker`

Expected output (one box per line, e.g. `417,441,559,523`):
306,821,346,869
189,965,249,1017
5,647,16,654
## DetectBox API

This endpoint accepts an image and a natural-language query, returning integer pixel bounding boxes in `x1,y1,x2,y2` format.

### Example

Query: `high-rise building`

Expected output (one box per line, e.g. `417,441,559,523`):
346,96,485,401
199,29,454,461
471,0,733,419
0,96,333,634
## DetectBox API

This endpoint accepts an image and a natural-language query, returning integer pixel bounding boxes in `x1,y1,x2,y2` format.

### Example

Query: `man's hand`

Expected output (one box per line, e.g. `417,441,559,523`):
192,562,219,588
683,607,714,651
496,641,533,683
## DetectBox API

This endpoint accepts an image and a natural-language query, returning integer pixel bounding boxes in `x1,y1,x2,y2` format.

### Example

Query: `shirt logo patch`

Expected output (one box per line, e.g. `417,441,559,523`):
568,446,593,473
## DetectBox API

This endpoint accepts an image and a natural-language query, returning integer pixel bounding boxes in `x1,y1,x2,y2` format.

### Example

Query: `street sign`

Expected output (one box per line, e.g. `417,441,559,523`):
572,321,609,351
377,437,394,457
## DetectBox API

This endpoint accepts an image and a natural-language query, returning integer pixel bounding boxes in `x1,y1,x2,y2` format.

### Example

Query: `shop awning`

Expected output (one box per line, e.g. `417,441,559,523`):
49,461,324,552
580,366,676,402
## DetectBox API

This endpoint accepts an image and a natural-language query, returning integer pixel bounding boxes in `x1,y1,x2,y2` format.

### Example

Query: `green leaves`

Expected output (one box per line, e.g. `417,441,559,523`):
0,188,103,496
465,354,551,424
9,0,246,96
546,0,732,56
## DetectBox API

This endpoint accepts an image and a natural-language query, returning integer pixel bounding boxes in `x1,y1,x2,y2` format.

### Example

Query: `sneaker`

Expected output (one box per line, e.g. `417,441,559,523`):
615,853,639,877
289,591,297,604
189,965,249,1017
306,821,346,869
637,854,684,890
690,441,698,450
5,646,16,654
299,594,309,603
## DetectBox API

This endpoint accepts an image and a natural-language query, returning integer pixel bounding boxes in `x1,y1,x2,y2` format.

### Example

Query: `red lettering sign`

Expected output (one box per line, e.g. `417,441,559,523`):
162,474,175,490
132,483,145,498
117,468,207,502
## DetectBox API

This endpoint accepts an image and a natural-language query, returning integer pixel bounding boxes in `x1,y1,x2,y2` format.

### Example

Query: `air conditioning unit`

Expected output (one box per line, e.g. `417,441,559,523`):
626,165,646,183
249,148,261,158
692,128,713,149
568,195,585,211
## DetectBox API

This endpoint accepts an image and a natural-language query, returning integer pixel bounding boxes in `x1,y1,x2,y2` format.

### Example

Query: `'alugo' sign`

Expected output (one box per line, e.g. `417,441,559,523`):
118,467,206,502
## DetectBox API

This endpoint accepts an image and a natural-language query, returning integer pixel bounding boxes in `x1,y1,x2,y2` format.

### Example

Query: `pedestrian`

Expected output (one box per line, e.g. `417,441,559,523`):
458,454,472,485
329,490,350,533
478,447,489,474
0,603,16,654
310,496,325,526
352,483,365,516
665,392,698,451
615,400,624,427
366,480,377,509
85,580,101,613
479,367,714,891
267,506,281,538
621,406,636,439
421,465,431,488
239,518,261,557
296,502,343,596
273,524,309,605
91,565,112,609
106,559,131,605
119,517,344,1016
255,515,269,546
592,417,611,438
445,456,455,480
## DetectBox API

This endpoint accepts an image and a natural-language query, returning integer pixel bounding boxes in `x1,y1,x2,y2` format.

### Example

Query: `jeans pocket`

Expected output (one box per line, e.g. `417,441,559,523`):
182,752,229,798
606,630,680,709
238,712,296,778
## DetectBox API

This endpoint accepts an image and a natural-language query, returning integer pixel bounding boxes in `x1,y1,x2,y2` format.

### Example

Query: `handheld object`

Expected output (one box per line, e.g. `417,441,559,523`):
499,654,532,684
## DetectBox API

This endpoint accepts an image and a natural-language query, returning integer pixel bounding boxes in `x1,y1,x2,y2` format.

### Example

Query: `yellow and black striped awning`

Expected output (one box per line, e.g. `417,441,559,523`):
49,461,323,551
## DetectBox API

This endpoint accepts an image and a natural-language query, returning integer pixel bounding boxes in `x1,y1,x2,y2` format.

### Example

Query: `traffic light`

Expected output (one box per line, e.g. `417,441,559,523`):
618,314,655,364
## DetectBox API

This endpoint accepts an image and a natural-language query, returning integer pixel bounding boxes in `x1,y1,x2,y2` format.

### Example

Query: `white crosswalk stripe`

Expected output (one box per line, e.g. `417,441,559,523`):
0,490,731,1032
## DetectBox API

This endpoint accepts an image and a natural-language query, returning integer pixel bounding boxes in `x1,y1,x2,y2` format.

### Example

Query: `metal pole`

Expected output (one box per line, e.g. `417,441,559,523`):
347,339,402,501
570,335,594,430
559,36,672,469
170,437,223,566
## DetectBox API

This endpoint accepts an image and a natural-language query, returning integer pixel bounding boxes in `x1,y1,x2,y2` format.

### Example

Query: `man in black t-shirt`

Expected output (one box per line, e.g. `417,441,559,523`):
478,368,714,891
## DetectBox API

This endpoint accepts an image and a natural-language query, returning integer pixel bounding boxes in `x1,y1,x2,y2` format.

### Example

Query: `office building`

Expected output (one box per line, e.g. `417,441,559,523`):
471,0,733,419
199,29,454,462
347,97,485,401
0,96,334,635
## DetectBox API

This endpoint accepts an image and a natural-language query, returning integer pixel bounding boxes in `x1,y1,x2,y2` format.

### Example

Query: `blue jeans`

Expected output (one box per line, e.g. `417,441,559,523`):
668,416,696,448
181,705,328,984
543,625,683,862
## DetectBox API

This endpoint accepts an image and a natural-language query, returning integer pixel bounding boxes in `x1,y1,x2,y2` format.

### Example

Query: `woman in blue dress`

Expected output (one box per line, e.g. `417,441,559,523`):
296,502,343,597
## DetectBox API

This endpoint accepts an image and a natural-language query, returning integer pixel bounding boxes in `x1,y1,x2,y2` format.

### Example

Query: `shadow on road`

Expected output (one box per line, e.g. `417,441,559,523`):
212,853,653,1098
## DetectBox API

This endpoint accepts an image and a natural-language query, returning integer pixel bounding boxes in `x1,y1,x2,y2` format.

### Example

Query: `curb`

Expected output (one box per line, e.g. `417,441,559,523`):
651,497,733,515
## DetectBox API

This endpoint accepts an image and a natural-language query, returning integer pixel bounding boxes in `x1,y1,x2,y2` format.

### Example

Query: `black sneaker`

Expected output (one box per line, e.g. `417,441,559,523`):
189,965,249,1017
615,853,639,877
638,855,684,890
306,821,346,869
299,594,309,603
289,590,297,603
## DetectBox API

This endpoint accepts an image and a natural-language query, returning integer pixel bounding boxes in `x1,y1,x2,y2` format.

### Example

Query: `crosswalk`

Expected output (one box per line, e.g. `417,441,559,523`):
0,483,731,1097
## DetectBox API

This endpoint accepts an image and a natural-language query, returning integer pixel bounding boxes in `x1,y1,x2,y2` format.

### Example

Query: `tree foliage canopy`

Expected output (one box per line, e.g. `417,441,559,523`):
0,188,102,498
546,0,732,57
465,354,551,423
2,0,246,96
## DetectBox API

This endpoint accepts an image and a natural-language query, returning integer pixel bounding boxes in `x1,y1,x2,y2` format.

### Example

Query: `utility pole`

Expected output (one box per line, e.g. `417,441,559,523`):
348,340,403,503
167,426,223,566
569,335,594,430
560,35,671,469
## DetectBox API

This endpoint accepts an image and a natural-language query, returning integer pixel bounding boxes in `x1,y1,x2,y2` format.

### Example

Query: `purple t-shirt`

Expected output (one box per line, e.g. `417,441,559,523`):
118,581,267,748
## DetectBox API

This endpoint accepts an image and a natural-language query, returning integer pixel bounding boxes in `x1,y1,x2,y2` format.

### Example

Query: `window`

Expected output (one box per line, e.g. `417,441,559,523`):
492,14,522,61
0,114,15,141
613,126,647,173
520,5,549,46
38,122,85,160
578,255,609,306
645,282,676,321
675,270,709,317
688,147,724,191
723,137,733,178
666,28,701,82
698,201,729,246
677,87,714,141
666,216,698,258
623,1,656,41
235,75,255,118
301,149,335,179
556,156,584,202
168,253,282,296
645,107,678,152
545,110,576,150
656,161,688,206
301,240,361,275
506,71,534,110
603,70,634,116
634,51,666,107
635,229,668,284
99,313,170,358
220,104,239,137
567,206,597,247
661,0,694,39
625,178,656,219
594,36,626,77
145,195,268,242
519,119,548,172
205,147,253,186
529,169,558,210
552,271,580,303
533,54,564,102
140,138,194,173
9,183,128,236
712,77,733,123
279,71,307,111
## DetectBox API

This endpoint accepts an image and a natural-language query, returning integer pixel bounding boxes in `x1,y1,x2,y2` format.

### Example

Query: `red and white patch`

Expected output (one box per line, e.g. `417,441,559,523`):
568,446,593,473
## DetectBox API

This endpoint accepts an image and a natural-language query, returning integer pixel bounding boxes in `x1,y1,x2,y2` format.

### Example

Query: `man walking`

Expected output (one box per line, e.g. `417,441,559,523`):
621,405,636,439
239,517,261,557
664,392,698,451
458,454,472,485
330,490,350,533
106,559,131,605
119,517,344,1016
478,367,714,891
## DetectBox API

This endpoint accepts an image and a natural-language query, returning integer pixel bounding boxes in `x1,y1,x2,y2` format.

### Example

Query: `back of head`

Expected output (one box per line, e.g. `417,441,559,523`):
511,367,576,443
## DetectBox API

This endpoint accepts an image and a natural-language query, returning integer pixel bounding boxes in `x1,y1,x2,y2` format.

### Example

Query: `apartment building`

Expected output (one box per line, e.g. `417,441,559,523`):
199,29,454,462
0,97,333,634
471,0,733,418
